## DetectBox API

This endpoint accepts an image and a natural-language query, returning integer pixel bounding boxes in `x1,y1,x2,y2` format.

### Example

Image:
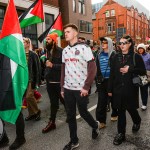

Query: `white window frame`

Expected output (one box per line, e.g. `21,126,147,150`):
111,9,115,16
106,10,110,17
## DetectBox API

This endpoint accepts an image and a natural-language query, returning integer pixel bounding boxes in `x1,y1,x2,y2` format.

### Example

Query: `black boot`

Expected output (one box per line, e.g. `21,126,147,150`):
0,131,9,148
132,123,141,132
9,137,26,150
113,133,125,145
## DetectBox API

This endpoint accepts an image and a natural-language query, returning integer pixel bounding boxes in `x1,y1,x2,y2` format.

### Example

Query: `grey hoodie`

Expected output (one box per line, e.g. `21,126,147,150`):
99,37,114,58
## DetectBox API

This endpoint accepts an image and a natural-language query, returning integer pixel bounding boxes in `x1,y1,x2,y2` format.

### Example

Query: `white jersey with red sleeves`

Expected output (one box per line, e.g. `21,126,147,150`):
62,43,94,90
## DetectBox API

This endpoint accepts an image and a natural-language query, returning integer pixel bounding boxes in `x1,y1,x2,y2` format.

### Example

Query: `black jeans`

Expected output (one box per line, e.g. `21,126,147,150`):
140,84,149,106
96,79,118,124
64,89,97,144
16,112,25,138
46,83,64,122
117,109,141,134
3,112,25,139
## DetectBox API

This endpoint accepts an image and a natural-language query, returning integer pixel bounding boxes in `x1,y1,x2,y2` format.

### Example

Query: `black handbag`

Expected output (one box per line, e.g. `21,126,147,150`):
132,54,148,86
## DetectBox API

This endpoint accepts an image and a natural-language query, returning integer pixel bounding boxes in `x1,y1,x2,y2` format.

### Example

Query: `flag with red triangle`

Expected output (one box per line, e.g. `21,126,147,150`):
19,0,44,28
0,0,28,124
38,12,63,43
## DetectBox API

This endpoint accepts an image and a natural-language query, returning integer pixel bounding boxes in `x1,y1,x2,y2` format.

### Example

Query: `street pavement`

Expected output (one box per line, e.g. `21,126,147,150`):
4,84,150,150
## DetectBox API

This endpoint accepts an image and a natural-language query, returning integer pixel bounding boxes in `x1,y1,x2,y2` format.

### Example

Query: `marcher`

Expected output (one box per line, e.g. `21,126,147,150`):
96,37,118,129
137,43,150,110
61,23,100,150
23,37,41,121
108,35,146,145
0,53,26,150
42,33,65,133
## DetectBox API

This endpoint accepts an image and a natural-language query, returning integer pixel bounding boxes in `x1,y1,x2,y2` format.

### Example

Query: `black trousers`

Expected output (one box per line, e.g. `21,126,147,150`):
64,89,97,144
96,79,118,124
16,112,25,138
3,112,25,139
46,83,64,122
117,109,141,134
140,84,149,106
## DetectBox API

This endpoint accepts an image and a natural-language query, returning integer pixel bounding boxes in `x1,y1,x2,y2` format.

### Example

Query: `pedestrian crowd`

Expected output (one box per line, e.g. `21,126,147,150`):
0,23,150,150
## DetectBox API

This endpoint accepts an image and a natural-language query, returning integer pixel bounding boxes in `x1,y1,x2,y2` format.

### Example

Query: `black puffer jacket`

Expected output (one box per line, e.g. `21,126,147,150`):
45,46,62,82
28,50,40,89
108,50,146,109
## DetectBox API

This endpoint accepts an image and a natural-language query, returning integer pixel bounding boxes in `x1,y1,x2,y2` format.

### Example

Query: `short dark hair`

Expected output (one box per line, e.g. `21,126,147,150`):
78,36,85,41
99,37,107,42
63,23,78,32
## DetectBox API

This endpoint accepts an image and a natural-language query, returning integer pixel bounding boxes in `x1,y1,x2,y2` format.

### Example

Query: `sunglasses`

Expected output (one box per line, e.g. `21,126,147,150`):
119,41,129,45
101,41,108,44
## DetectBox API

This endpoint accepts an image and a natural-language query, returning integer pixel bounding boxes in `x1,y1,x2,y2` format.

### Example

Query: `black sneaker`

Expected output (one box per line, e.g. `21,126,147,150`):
92,121,100,139
0,132,9,148
132,123,141,132
9,137,26,150
35,110,41,121
63,141,79,150
113,133,125,145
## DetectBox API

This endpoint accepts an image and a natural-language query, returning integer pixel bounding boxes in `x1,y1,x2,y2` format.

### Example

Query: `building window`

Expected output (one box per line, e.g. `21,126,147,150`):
111,9,115,16
79,20,92,33
73,0,76,12
0,7,38,48
127,21,130,30
0,7,5,30
105,10,110,17
78,0,85,14
131,23,134,31
131,10,134,17
112,22,115,31
22,25,38,48
107,23,112,33
106,22,115,33
45,13,54,30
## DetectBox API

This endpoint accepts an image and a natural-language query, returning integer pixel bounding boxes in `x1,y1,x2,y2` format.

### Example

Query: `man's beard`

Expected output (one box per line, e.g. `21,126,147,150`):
46,42,53,51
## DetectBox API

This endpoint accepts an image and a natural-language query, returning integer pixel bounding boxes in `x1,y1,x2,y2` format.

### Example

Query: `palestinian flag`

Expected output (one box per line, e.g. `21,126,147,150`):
0,0,28,124
38,13,63,43
19,0,44,28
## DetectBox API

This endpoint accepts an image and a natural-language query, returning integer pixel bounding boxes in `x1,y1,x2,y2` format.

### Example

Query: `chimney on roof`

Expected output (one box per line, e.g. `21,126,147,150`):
108,0,112,5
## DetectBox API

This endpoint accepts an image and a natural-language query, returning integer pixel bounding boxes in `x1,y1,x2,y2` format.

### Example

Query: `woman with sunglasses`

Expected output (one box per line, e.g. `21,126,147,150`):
108,35,146,145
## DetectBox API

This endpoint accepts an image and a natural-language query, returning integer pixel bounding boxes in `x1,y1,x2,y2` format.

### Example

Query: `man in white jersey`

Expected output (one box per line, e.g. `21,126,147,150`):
61,24,100,150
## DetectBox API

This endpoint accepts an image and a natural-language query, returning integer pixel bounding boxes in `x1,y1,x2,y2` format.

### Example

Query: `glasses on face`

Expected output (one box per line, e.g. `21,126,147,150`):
101,41,108,44
119,41,129,45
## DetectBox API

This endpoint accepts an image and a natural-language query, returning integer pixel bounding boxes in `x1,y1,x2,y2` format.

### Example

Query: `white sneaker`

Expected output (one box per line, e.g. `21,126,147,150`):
141,105,147,111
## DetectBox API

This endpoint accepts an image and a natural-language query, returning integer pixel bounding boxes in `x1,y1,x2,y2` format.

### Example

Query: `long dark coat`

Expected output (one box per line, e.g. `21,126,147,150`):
108,50,146,109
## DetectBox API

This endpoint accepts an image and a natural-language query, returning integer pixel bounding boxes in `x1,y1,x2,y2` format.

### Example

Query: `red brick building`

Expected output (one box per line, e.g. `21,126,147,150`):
93,0,149,44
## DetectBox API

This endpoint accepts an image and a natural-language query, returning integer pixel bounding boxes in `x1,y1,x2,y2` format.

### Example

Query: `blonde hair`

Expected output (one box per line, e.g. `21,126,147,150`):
23,37,32,50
